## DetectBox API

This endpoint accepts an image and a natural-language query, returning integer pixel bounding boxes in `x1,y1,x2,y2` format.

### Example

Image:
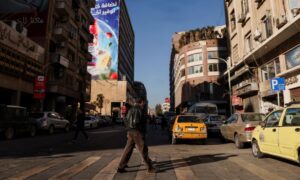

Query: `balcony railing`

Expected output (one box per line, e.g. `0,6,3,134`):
236,82,259,97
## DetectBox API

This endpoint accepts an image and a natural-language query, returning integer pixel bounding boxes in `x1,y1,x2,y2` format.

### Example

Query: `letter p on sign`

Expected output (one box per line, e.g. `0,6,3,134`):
271,79,278,90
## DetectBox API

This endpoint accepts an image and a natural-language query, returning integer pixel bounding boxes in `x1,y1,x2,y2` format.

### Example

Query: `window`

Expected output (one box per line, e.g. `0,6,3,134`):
285,45,300,70
188,65,203,75
260,59,281,82
266,111,283,127
207,51,218,59
244,33,253,54
241,0,249,15
262,16,273,38
230,10,236,32
188,53,202,63
227,114,238,124
208,64,219,72
180,69,185,78
283,108,300,126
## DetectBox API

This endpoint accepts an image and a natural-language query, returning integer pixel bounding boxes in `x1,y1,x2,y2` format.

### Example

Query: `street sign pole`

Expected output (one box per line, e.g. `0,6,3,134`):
277,91,280,107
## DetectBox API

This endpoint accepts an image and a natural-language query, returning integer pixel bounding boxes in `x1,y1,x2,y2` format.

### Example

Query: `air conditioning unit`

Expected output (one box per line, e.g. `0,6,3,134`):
254,29,261,41
21,27,28,36
291,8,300,17
11,21,17,29
276,15,288,29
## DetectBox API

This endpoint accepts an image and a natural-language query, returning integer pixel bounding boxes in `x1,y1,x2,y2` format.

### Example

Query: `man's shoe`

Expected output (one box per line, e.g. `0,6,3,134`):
147,168,158,173
117,168,127,173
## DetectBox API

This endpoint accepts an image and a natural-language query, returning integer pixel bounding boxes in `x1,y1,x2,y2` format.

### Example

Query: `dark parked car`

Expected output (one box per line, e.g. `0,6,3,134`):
0,105,37,140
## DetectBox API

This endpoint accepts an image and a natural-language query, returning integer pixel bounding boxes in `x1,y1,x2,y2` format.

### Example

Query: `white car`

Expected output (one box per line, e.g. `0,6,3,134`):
30,112,70,134
84,116,98,129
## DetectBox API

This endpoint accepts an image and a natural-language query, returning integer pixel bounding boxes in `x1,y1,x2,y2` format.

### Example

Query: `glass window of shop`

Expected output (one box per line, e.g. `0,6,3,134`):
261,58,281,82
188,53,202,63
208,64,219,72
285,45,300,70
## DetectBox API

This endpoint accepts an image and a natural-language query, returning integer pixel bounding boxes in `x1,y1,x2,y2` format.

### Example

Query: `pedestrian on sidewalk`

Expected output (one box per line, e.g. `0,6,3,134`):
73,109,89,142
117,98,157,173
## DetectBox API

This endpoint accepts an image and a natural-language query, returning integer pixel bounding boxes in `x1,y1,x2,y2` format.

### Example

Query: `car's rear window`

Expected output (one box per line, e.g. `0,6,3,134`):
30,113,44,118
241,114,265,122
177,116,203,123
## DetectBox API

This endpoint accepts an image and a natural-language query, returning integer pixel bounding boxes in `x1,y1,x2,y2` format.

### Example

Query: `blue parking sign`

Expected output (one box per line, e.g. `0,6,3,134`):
270,78,285,91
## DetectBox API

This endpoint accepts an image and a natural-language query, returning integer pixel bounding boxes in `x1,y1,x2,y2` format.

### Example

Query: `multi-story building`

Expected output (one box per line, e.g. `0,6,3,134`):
0,0,95,117
0,21,44,109
170,26,229,115
89,0,135,117
224,0,300,113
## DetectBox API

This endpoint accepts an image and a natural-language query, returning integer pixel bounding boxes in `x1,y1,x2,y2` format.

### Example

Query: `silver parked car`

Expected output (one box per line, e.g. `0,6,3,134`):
30,112,70,134
204,115,223,133
220,113,265,148
84,116,98,129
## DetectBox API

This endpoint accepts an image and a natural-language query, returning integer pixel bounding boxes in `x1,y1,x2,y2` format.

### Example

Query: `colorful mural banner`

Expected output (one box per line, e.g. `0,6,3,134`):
88,0,120,80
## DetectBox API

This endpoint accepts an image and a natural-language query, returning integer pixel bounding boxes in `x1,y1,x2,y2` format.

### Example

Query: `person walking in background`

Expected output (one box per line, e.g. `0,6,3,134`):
73,109,89,142
117,98,157,173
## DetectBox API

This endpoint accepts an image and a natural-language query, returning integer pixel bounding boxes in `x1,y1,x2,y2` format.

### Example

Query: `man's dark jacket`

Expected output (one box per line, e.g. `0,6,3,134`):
125,105,147,134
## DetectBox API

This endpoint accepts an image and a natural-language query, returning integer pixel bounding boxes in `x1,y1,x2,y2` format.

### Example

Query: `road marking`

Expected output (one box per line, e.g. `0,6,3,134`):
135,157,157,180
92,156,121,180
8,157,71,180
49,156,101,180
171,156,196,180
229,157,285,180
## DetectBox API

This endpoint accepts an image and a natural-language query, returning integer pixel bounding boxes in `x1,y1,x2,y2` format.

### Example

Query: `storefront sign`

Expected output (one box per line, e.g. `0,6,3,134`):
33,76,46,99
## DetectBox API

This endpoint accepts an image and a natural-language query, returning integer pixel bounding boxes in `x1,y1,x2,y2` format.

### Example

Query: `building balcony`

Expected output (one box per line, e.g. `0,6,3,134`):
53,25,69,41
50,53,70,68
229,15,300,74
236,82,259,97
55,0,71,17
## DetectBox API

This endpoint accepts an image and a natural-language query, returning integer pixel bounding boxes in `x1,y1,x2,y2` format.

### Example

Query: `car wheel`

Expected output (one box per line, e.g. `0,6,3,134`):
171,134,177,145
49,125,54,135
252,140,264,158
4,127,14,140
29,126,37,137
64,124,70,132
90,124,93,129
234,134,244,149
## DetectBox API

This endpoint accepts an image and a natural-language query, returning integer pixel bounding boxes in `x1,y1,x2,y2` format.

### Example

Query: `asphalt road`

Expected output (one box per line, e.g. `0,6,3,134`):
0,125,299,180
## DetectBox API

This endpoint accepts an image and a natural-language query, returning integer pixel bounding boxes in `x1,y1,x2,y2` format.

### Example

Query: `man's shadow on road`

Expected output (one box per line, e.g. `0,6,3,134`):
126,153,237,173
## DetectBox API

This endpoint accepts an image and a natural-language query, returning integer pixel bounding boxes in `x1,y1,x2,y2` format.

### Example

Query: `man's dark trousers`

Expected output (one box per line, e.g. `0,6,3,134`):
118,130,152,170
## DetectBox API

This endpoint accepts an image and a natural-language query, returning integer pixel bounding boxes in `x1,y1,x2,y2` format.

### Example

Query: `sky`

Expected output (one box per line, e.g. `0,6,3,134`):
126,0,226,108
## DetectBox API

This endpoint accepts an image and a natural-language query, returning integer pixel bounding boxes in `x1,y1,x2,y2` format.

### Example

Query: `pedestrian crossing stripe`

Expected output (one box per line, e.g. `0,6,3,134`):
92,156,121,180
172,156,197,180
7,157,72,180
49,156,101,180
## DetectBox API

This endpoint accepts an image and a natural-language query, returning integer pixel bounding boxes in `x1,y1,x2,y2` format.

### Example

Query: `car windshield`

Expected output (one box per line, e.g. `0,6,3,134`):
241,114,265,122
29,113,44,118
210,116,222,122
177,116,203,123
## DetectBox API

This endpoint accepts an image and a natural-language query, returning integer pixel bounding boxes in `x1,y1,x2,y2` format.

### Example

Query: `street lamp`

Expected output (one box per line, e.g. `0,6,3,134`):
211,57,232,115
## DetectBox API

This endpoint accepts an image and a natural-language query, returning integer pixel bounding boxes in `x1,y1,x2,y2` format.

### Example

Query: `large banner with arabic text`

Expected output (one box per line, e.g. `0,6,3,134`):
88,0,120,80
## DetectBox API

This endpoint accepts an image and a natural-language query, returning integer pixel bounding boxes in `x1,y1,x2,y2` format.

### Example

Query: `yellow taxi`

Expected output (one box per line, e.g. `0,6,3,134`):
251,102,300,165
171,115,207,144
